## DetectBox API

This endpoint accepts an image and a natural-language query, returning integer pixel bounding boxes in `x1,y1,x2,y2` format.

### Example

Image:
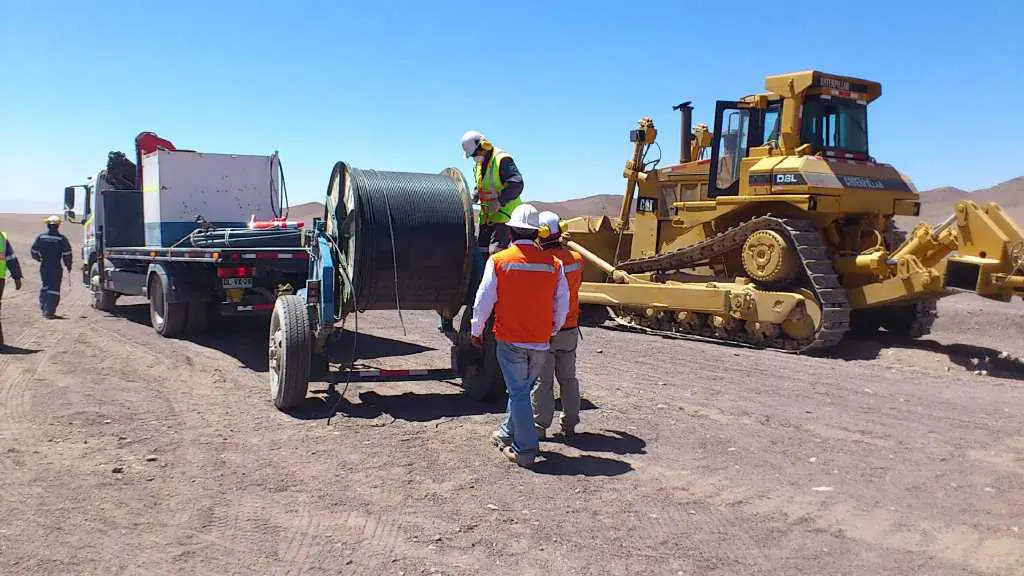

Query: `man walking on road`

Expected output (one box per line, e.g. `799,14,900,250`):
461,130,525,255
0,230,25,348
31,216,73,319
532,211,585,438
471,204,569,467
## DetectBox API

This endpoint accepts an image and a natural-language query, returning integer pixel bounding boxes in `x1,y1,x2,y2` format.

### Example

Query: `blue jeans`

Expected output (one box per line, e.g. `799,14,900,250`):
496,341,548,457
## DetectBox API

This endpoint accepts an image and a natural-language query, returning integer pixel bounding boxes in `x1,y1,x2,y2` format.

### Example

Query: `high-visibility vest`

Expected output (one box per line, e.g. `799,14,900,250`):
548,245,584,329
0,232,7,278
491,242,561,343
474,148,522,226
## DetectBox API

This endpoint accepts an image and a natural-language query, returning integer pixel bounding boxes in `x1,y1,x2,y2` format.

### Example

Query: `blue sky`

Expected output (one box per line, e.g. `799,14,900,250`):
1,0,1021,213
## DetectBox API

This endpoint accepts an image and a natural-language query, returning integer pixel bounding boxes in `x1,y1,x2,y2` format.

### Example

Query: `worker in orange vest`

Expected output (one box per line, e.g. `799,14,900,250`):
532,211,585,438
471,203,569,467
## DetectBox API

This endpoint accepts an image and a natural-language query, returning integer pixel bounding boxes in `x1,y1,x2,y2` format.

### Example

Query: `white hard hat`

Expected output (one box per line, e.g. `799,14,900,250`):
45,215,62,225
538,211,562,238
461,130,484,158
506,203,539,230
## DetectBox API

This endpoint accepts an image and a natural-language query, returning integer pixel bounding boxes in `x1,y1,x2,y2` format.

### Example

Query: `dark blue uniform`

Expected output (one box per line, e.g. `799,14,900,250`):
30,227,73,318
1,232,25,347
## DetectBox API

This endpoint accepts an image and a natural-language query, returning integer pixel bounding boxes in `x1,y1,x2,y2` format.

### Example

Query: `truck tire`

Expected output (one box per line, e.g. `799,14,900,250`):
149,273,186,337
455,330,504,402
268,295,311,411
186,302,209,335
89,261,117,312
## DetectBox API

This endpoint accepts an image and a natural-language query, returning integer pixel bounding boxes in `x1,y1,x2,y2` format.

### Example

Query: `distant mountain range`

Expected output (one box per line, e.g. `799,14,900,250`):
288,176,1024,228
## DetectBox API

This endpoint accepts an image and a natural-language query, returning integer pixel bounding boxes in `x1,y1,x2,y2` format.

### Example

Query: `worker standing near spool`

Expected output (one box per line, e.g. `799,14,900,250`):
30,216,73,319
471,204,569,467
0,230,25,348
532,210,584,438
460,130,525,254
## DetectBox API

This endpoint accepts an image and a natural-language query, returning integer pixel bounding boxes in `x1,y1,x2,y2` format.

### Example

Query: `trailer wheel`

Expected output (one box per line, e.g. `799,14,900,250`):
455,330,504,402
89,262,117,312
149,273,186,337
268,295,311,411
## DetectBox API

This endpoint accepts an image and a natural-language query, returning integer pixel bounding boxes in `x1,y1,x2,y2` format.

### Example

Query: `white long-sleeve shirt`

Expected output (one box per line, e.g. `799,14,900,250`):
471,240,570,351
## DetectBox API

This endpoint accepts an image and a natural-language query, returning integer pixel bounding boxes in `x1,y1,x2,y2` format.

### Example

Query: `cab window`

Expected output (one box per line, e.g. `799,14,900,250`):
763,103,781,145
715,109,750,191
801,96,868,154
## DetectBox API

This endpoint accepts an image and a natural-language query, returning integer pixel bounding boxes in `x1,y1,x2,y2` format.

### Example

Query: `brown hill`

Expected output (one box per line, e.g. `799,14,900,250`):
532,194,624,219
287,202,325,226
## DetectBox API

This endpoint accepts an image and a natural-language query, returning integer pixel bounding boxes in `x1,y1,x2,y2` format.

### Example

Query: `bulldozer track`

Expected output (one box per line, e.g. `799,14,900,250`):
612,216,850,353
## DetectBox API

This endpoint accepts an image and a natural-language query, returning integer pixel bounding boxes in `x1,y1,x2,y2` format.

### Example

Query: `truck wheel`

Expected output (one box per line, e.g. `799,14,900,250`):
186,302,209,335
149,273,186,337
268,295,311,411
455,332,504,402
89,262,117,312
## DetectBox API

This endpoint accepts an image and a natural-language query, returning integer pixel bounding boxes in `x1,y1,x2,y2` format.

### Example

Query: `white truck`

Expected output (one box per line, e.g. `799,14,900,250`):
64,132,310,336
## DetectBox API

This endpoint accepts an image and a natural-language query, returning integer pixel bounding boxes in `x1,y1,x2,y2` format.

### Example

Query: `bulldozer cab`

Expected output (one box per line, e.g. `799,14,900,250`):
707,98,782,197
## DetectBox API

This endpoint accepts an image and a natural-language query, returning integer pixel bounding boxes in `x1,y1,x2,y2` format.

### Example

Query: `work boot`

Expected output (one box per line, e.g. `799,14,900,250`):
535,426,548,440
559,425,576,438
490,430,511,448
501,446,535,468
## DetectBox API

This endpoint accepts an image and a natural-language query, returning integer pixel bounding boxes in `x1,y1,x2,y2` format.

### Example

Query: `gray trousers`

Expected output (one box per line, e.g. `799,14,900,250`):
531,328,581,431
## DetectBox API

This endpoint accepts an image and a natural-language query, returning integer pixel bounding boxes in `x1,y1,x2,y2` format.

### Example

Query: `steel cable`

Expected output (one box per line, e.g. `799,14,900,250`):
326,162,474,317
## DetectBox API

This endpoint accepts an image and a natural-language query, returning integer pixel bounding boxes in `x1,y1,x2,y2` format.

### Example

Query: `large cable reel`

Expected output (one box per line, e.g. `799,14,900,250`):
323,162,476,322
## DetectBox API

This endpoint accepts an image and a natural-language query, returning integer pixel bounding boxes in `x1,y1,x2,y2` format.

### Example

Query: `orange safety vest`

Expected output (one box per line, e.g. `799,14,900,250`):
547,245,583,329
491,242,562,344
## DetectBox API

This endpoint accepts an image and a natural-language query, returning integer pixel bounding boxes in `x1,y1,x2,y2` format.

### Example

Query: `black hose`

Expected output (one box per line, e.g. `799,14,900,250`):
326,162,474,318
186,228,304,248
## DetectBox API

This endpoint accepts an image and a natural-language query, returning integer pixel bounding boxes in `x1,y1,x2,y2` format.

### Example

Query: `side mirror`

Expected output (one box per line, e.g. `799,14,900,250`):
64,186,76,211
65,209,77,222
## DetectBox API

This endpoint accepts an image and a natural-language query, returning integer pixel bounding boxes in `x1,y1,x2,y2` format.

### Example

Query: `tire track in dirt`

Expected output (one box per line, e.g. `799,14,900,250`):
277,507,323,576
273,508,405,576
0,294,88,433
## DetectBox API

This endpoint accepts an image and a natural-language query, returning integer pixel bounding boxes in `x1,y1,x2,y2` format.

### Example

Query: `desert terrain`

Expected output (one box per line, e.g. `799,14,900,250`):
1,210,1022,575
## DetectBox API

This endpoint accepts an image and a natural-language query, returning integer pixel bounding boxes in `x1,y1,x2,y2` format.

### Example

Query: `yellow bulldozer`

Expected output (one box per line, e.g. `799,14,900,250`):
565,70,1024,353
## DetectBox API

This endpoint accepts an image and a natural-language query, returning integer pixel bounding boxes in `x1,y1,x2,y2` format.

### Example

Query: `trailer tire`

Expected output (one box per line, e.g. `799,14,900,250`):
89,261,117,312
149,273,186,337
268,295,311,411
455,331,504,402
186,302,209,335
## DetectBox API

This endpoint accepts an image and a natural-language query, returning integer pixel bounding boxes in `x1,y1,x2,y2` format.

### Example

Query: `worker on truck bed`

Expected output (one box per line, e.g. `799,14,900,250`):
532,210,584,438
471,203,569,468
0,230,25,348
461,130,525,254
30,216,73,319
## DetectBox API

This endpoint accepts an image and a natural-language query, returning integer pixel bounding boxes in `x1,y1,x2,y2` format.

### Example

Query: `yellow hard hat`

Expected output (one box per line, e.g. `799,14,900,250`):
45,215,62,225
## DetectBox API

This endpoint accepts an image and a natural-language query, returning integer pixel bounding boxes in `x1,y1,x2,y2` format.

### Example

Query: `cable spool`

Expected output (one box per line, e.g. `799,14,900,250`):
325,162,475,319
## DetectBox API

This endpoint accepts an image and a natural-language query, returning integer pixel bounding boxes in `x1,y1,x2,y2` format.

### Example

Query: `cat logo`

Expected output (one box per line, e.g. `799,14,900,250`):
637,197,658,213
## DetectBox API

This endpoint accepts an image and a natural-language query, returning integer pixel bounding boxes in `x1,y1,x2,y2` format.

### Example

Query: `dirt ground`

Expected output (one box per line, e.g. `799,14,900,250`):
1,214,1022,576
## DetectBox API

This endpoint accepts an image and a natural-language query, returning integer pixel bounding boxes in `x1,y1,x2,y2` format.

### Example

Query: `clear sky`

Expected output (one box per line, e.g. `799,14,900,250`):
1,0,1021,213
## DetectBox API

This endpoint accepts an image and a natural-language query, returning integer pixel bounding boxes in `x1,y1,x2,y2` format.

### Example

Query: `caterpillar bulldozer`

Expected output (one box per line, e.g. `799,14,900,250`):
565,70,1024,352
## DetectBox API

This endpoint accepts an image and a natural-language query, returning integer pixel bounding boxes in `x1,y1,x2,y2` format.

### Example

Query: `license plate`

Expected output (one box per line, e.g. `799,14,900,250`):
221,278,253,289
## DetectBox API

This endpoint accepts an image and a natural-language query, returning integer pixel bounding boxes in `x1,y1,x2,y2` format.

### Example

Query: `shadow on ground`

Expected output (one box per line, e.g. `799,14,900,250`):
552,430,647,455
288,386,507,422
0,345,40,355
532,452,634,477
327,331,435,362
109,303,434,373
832,332,1024,380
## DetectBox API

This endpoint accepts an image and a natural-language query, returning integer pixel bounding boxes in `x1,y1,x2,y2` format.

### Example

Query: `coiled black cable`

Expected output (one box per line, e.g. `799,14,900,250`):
326,162,474,317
